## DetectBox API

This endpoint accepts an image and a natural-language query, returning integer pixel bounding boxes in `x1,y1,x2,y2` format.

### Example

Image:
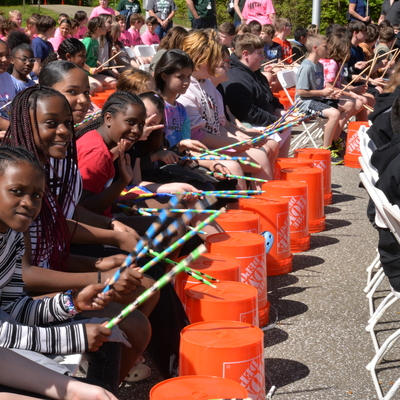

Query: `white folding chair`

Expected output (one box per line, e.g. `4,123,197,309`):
277,69,324,155
125,46,136,59
358,126,379,184
58,353,83,376
134,45,155,58
139,64,151,73
151,44,159,53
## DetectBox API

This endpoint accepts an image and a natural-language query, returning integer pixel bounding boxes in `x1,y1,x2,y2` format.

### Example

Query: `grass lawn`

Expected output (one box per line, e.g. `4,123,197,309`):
0,5,59,26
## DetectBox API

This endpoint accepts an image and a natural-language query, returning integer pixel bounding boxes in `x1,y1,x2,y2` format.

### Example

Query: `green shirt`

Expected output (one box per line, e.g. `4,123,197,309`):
82,37,99,68
188,0,215,20
116,0,141,13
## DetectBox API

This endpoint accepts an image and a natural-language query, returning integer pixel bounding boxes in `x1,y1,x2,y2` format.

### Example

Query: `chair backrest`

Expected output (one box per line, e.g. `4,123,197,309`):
277,70,297,105
151,44,159,52
382,203,400,245
359,172,391,229
134,45,156,58
358,126,379,183
125,46,135,59
359,156,376,185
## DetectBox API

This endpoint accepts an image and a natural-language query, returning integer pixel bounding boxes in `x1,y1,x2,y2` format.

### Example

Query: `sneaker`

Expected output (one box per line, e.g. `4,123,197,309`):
328,147,344,165
124,363,152,382
332,138,346,157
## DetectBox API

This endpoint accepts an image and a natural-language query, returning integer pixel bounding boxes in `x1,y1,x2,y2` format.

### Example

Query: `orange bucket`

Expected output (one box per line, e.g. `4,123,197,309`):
281,167,325,232
184,281,259,326
206,232,269,326
179,321,265,400
294,148,332,205
261,180,310,253
150,375,248,399
174,253,241,305
274,157,315,180
344,121,367,169
216,210,260,233
239,197,292,275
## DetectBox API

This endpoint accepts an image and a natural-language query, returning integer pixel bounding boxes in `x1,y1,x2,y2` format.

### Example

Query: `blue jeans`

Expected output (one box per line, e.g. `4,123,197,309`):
155,21,173,39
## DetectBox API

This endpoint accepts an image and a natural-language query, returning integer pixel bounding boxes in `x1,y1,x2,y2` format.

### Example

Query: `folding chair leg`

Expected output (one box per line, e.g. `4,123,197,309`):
366,252,381,287
365,265,384,294
383,376,400,400
367,271,386,317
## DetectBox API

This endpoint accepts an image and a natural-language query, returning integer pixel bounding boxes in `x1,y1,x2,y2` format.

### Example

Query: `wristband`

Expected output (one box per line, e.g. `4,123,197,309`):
63,289,80,316
108,218,116,229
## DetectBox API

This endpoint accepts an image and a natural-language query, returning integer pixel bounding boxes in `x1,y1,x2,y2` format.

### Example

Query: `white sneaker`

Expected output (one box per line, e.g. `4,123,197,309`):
124,363,151,382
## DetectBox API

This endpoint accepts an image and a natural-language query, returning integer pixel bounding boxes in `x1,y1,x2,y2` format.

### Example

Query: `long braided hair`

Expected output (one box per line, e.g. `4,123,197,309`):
2,86,77,271
76,90,146,139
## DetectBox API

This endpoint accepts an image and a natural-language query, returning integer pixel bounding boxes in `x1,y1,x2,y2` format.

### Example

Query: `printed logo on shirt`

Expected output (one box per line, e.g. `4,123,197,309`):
155,0,170,19
315,70,324,90
125,3,140,12
248,1,262,9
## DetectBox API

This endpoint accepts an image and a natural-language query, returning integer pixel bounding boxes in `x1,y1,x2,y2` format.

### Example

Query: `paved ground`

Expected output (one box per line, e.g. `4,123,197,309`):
114,130,400,400
41,4,94,17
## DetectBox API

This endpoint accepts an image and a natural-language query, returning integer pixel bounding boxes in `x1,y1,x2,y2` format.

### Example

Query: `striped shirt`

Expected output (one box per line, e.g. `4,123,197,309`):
0,229,87,354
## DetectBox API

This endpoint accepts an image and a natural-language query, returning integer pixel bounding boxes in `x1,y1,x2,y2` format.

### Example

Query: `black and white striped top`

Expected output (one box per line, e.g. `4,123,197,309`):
0,229,87,354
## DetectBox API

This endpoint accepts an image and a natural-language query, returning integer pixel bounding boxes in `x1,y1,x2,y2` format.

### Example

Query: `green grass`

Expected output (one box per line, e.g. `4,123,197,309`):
0,5,59,26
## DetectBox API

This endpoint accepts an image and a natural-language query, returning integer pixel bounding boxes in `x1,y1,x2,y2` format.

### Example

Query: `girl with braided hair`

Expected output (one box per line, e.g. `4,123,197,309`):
2,85,153,384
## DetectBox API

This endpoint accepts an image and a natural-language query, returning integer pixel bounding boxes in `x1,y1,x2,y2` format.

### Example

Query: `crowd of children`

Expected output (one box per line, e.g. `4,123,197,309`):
1,2,400,398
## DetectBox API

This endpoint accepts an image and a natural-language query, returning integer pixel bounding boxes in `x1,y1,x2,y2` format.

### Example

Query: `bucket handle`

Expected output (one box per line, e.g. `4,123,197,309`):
261,231,274,254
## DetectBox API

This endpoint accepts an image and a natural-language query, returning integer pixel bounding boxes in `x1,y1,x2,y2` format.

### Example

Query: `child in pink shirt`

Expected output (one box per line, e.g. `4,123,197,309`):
141,16,160,45
116,15,133,47
75,11,88,39
128,13,145,46
89,0,115,19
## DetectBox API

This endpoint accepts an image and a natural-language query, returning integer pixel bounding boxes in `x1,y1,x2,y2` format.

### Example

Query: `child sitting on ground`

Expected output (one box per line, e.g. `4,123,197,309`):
75,10,89,39
273,18,293,64
296,34,355,165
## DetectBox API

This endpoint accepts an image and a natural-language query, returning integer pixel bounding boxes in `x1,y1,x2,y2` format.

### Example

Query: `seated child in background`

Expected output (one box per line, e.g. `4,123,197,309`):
375,26,396,76
75,10,89,39
10,43,36,91
24,13,40,39
141,16,160,45
116,14,133,47
218,21,235,50
0,20,18,41
296,34,355,165
128,13,145,45
359,23,380,61
31,15,56,75
260,24,282,62
291,27,308,63
273,18,293,63
236,23,250,35
248,20,262,36
49,18,72,52
8,10,22,30
70,19,80,38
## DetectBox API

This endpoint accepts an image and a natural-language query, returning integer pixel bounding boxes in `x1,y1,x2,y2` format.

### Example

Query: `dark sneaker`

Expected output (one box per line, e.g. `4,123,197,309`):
332,138,346,157
329,147,344,165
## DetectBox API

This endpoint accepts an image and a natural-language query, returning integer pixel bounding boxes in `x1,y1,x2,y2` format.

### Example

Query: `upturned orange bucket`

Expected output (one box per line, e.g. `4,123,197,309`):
206,233,269,326
274,157,315,180
239,197,292,275
344,121,367,169
261,180,310,253
216,210,260,233
294,148,332,205
174,253,241,305
150,375,248,400
281,167,325,232
179,321,265,400
184,281,259,326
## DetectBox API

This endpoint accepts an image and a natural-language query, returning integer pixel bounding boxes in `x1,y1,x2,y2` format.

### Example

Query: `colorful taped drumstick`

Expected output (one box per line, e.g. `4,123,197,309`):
146,249,219,282
200,149,261,168
74,109,101,128
105,244,207,328
139,210,222,273
0,101,11,111
139,208,220,214
102,195,181,293
180,155,250,161
173,190,264,195
185,269,217,288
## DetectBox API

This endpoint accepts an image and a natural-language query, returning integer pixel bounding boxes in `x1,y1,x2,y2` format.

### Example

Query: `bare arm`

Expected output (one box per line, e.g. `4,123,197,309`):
234,0,245,21
0,347,118,400
349,3,370,21
378,14,386,24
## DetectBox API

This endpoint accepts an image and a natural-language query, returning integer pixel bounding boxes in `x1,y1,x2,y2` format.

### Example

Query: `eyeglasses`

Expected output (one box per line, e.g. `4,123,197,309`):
13,56,36,63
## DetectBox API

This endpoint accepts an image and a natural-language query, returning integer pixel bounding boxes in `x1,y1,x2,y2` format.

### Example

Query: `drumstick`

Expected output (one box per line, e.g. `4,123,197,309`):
100,65,126,70
337,65,370,95
332,54,348,88
366,52,378,82
261,58,277,67
381,48,399,77
98,51,122,69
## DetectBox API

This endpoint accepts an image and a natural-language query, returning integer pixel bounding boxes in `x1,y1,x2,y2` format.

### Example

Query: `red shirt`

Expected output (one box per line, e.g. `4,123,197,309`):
273,37,293,64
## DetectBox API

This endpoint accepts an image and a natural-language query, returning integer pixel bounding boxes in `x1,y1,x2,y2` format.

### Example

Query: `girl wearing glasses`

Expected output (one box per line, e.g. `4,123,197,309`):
10,43,36,91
